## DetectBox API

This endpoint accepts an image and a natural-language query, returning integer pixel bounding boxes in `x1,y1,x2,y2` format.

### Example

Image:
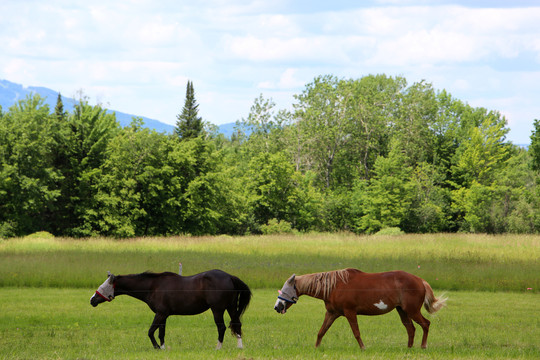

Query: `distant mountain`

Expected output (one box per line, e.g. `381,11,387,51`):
0,79,236,136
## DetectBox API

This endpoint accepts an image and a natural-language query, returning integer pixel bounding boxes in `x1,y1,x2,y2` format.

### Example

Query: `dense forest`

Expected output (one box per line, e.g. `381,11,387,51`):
1,74,539,238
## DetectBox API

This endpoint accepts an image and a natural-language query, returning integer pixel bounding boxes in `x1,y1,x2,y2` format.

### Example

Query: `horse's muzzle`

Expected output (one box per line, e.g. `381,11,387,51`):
90,293,104,307
274,301,285,314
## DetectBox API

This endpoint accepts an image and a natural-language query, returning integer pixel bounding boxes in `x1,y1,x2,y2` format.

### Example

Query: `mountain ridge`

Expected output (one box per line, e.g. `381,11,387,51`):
0,79,237,136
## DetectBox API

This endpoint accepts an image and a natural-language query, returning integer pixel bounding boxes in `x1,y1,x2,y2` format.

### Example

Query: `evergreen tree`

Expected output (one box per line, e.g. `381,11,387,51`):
530,119,540,172
175,81,203,140
55,93,66,121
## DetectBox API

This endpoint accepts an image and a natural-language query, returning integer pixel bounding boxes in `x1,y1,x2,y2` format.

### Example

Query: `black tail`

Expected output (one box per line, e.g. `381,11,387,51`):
229,275,252,337
231,275,252,317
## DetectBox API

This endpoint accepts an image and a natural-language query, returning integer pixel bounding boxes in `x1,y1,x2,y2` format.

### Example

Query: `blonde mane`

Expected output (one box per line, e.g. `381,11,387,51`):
297,269,350,300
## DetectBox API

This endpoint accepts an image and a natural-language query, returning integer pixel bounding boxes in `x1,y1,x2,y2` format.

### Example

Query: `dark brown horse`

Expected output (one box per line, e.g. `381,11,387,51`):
274,268,446,349
91,269,252,350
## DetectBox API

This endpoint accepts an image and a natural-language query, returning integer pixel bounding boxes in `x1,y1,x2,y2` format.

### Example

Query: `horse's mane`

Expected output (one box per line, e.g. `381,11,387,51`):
130,271,178,278
297,269,350,299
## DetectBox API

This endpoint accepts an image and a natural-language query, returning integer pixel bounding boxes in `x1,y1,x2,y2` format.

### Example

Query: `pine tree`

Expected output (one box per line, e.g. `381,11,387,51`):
55,93,66,121
530,119,540,172
175,81,203,140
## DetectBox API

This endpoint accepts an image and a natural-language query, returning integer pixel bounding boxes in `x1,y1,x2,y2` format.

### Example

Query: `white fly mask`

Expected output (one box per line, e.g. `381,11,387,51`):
93,271,116,302
274,274,298,314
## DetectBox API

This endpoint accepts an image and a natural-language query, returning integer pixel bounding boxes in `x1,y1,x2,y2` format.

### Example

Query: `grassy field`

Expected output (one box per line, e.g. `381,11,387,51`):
0,233,538,359
0,233,538,291
0,288,538,359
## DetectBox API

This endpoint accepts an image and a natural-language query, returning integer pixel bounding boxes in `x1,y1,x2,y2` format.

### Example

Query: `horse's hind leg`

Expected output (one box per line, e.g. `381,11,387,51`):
226,306,243,348
410,311,430,349
148,313,168,349
158,317,168,349
396,306,416,348
211,308,227,350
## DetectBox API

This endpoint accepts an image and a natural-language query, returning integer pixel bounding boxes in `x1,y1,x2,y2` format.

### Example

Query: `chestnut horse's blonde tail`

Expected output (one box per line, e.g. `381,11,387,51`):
422,280,447,314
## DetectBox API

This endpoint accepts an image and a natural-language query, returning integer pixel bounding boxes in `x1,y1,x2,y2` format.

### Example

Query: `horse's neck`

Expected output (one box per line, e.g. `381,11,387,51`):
295,275,325,300
115,275,153,302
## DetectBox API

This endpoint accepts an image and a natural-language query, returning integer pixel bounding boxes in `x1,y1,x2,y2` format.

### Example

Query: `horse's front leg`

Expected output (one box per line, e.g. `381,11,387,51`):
315,310,339,348
148,313,168,349
344,309,365,350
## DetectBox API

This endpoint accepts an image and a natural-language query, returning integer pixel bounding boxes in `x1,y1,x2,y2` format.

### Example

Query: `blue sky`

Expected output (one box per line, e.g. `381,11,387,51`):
1,0,539,144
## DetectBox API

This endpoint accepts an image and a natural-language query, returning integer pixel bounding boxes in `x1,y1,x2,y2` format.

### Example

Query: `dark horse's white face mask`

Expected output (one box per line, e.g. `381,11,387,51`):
90,271,115,306
274,274,298,314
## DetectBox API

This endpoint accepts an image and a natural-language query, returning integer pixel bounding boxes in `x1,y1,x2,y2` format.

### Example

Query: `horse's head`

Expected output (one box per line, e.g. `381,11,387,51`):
90,271,116,307
274,274,298,314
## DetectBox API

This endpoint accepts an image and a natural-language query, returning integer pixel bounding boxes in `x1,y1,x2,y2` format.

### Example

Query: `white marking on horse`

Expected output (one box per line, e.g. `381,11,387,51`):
237,336,243,349
215,341,222,350
374,300,388,310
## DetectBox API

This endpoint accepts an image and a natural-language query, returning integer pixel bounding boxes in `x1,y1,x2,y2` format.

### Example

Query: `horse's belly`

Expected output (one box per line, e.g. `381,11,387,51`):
170,305,209,315
162,295,209,315
332,290,397,316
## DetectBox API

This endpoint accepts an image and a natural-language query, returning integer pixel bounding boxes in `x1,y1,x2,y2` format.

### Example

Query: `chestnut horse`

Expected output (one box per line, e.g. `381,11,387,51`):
91,269,252,350
274,268,446,349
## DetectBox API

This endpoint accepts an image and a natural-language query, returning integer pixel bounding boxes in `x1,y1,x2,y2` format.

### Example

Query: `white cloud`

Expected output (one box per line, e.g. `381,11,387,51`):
257,68,305,90
0,1,539,143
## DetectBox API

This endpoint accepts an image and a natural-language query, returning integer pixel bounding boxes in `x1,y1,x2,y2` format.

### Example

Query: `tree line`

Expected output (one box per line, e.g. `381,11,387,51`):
1,74,539,238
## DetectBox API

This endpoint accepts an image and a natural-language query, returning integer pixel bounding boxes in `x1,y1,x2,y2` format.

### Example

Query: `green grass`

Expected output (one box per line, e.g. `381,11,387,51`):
0,288,538,359
0,233,538,291
0,233,538,358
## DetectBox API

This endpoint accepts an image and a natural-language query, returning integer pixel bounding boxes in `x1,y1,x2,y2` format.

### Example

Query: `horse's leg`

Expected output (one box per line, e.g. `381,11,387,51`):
211,308,227,350
396,306,416,348
158,316,168,349
226,306,243,349
315,311,339,348
148,313,168,349
409,311,430,349
344,309,365,350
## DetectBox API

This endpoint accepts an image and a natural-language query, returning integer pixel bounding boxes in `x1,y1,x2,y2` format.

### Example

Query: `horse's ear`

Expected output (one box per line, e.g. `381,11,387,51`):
287,274,296,284
107,271,112,277
107,271,116,282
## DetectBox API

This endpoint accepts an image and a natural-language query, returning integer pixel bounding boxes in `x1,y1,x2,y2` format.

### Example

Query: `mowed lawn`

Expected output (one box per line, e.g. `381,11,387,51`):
0,233,538,359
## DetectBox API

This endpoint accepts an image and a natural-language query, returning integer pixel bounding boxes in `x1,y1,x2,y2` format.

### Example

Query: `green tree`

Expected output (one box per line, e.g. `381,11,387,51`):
294,75,351,189
448,110,513,232
65,99,120,236
393,81,438,166
175,80,203,140
343,74,405,181
245,151,321,232
293,74,406,189
55,93,66,121
351,141,414,233
0,95,60,236
407,162,451,233
495,148,539,233
239,94,291,155
82,119,170,237
530,119,540,172
451,113,510,187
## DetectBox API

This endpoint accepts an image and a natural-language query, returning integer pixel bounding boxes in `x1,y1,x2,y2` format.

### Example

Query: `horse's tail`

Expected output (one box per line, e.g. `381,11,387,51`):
228,275,252,338
422,280,447,314
231,275,252,317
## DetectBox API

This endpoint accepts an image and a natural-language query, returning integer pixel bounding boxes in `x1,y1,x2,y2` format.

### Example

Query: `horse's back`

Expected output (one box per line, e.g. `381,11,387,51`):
331,269,426,315
145,270,231,315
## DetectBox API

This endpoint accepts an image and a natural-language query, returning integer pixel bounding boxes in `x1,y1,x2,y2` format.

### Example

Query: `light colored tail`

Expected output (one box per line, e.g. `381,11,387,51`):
423,280,447,314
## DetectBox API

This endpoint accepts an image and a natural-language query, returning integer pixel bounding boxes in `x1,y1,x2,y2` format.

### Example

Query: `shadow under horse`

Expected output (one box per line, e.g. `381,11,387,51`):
91,269,252,350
